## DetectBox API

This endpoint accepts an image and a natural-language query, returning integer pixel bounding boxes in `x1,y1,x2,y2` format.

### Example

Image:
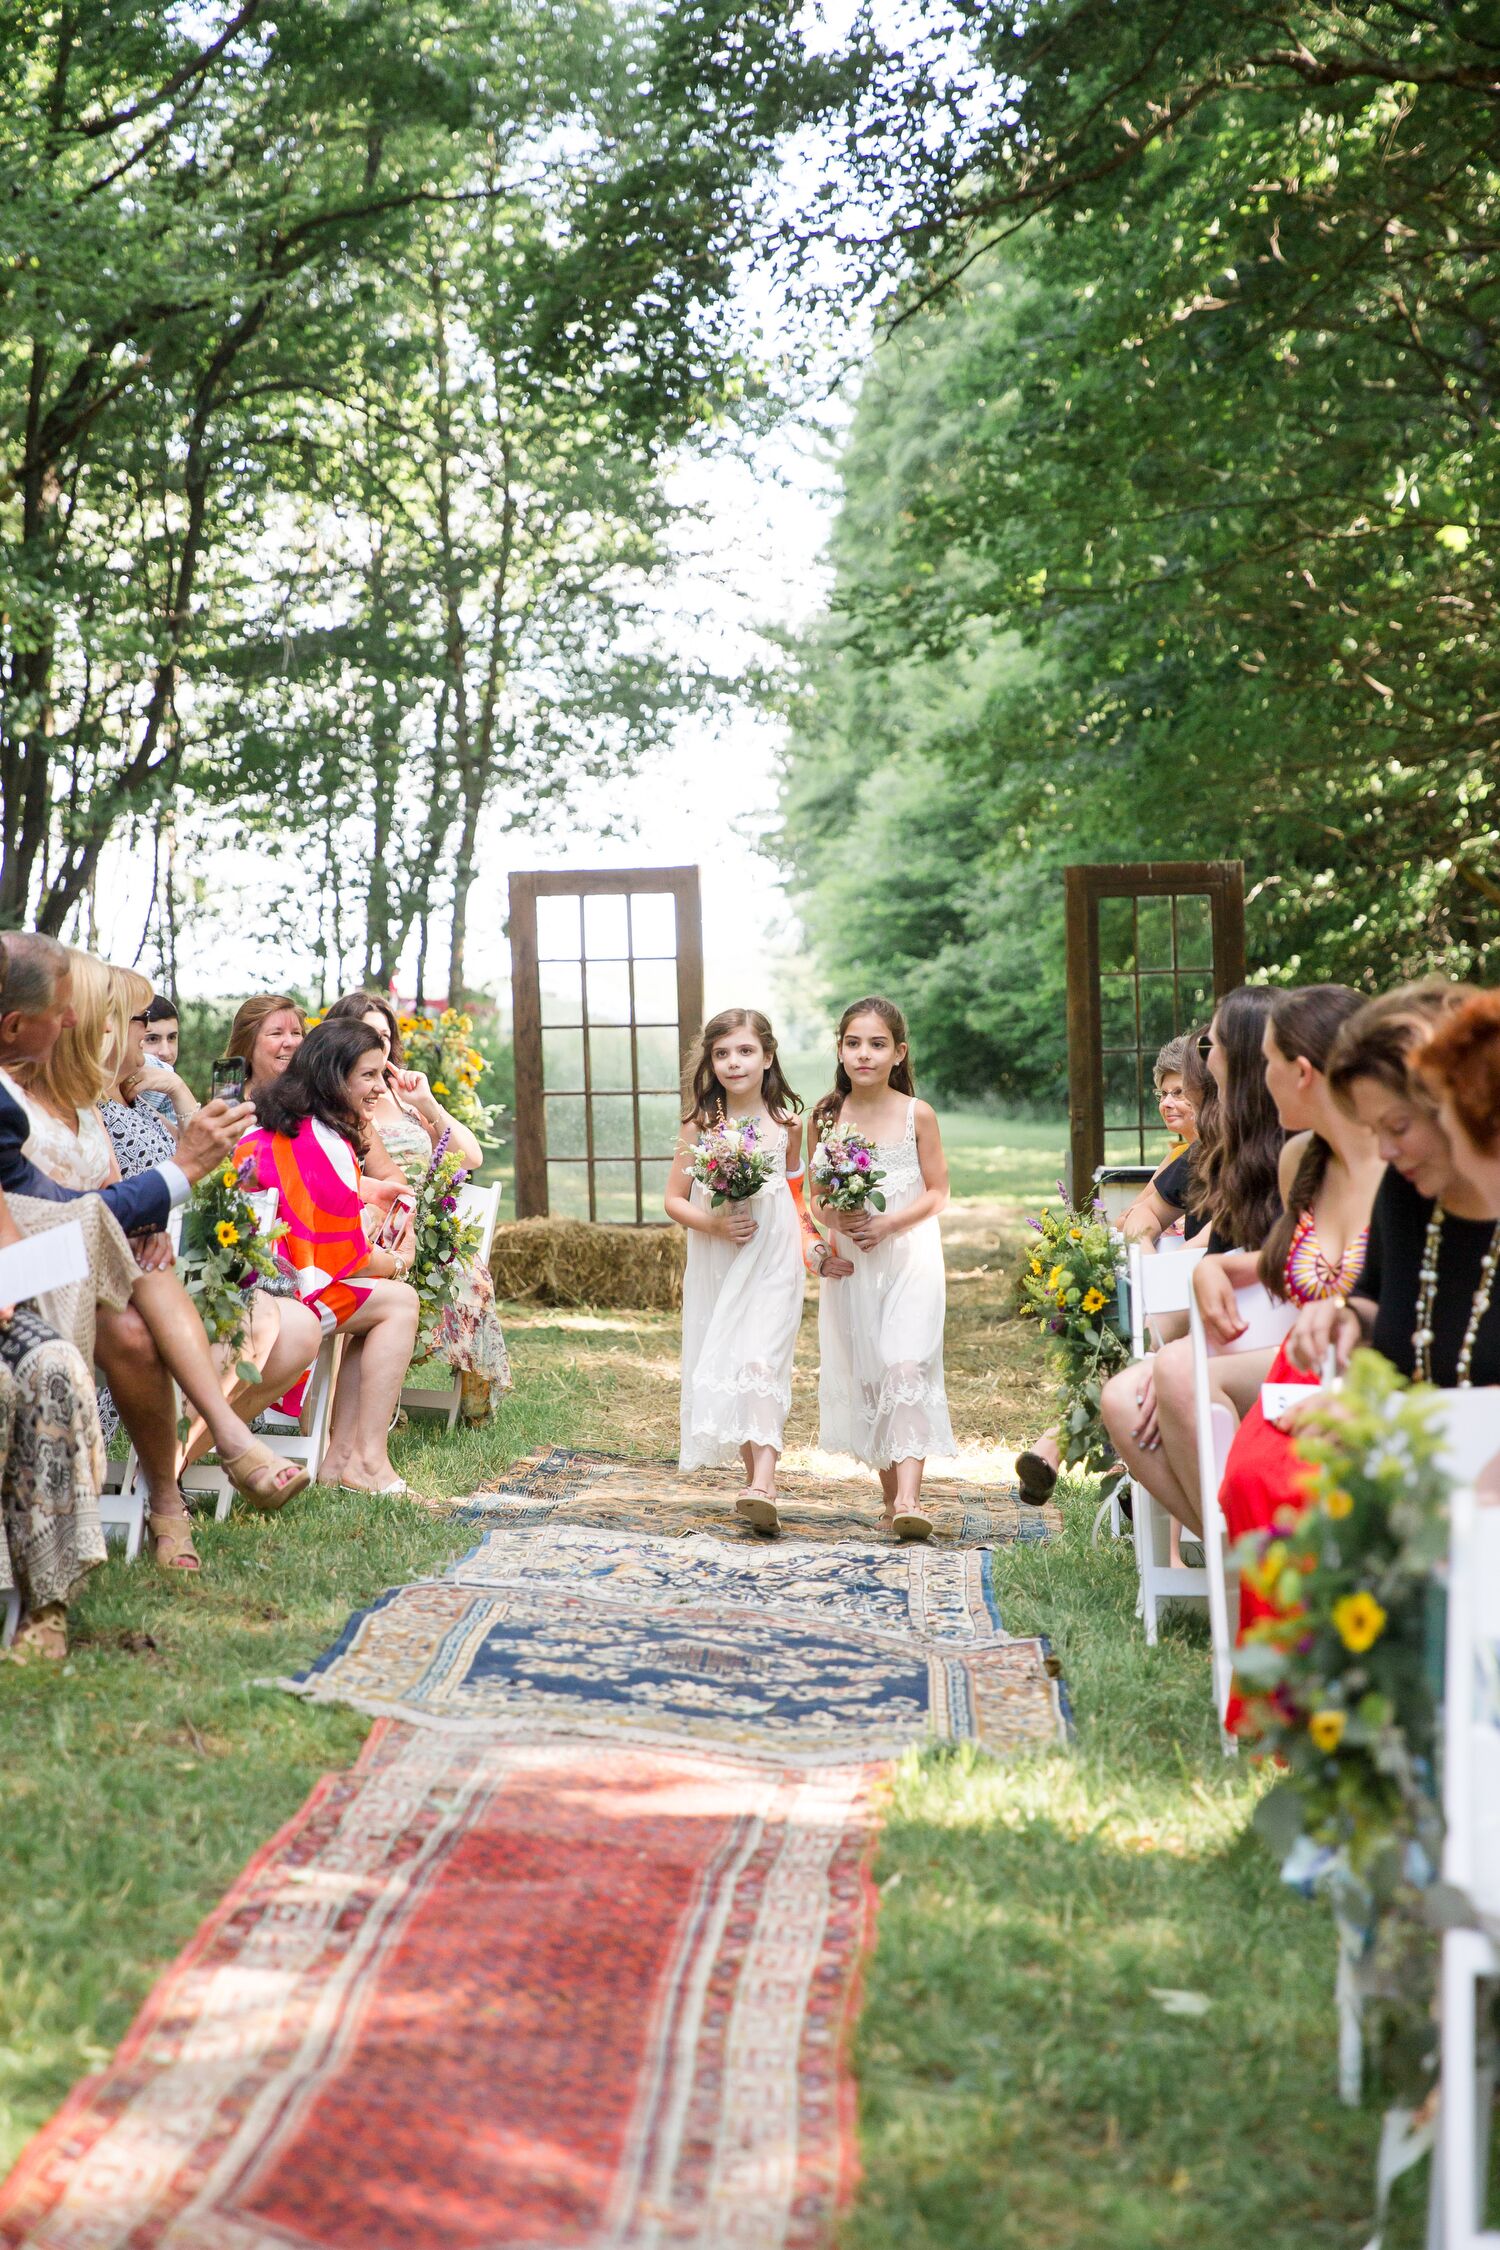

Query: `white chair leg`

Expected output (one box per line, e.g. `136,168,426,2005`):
2,1587,19,1648
1442,1937,1480,2236
446,1371,462,1435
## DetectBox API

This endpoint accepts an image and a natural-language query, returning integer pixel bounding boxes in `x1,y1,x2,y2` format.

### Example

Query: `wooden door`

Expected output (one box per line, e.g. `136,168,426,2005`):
1065,860,1246,1198
509,867,704,1222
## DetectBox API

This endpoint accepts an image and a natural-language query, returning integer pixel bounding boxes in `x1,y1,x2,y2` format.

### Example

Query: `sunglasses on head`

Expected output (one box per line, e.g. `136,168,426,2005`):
130,1011,151,1026
1197,1032,1213,1059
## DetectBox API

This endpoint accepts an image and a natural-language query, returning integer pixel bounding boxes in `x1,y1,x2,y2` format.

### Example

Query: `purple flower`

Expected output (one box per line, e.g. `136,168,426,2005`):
1026,1216,1043,1233
441,1195,457,1212
1296,1633,1315,1655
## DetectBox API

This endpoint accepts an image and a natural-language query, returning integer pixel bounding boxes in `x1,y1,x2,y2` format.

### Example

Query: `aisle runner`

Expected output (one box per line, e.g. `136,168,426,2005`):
446,1444,1058,1546
0,1727,879,2250
0,1458,1067,2249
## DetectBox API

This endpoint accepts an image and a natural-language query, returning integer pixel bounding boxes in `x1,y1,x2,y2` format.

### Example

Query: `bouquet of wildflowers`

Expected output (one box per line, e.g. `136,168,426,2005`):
402,1006,502,1141
810,1124,886,1212
1015,1193,1129,1470
409,1131,483,1361
690,1115,776,1204
178,1155,289,1375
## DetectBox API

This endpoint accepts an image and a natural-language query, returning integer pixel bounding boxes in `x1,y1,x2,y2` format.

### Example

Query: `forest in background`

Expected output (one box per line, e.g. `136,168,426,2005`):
777,3,1500,1101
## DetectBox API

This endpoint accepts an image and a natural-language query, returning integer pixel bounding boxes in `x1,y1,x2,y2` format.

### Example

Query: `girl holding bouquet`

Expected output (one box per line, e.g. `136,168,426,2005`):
812,996,954,1539
666,1008,806,1534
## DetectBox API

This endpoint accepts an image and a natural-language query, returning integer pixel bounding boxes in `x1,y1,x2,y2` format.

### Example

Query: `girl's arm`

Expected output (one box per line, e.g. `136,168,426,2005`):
843,1103,949,1249
664,1127,742,1239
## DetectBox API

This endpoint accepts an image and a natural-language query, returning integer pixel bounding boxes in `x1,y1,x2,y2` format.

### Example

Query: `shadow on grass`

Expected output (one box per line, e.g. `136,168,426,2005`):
845,1488,1427,2250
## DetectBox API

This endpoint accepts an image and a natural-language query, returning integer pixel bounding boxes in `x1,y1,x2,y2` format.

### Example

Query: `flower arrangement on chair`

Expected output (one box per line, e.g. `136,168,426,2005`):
178,1157,290,1376
1014,1195,1129,1471
399,1007,502,1141
408,1131,483,1363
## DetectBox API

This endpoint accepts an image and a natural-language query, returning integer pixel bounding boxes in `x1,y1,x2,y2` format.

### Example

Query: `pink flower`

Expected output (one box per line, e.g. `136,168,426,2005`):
853,1150,870,1170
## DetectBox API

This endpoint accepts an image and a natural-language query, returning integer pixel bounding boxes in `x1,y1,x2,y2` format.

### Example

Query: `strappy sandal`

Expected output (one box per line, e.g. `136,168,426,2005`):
4,1603,68,1664
149,1508,201,1572
218,1439,310,1513
891,1509,934,1543
735,1489,781,1536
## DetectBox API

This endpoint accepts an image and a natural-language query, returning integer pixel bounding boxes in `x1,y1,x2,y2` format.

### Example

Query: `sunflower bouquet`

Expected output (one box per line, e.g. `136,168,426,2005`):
177,1156,289,1372
1233,1352,1450,1866
690,1115,776,1205
1015,1195,1129,1470
400,1006,502,1142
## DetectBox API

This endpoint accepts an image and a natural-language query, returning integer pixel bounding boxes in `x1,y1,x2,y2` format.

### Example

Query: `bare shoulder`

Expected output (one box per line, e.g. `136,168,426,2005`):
913,1099,942,1134
1278,1130,1312,1192
785,1116,804,1157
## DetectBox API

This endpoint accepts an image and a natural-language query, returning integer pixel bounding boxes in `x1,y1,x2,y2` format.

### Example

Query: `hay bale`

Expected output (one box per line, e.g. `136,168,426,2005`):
490,1217,686,1310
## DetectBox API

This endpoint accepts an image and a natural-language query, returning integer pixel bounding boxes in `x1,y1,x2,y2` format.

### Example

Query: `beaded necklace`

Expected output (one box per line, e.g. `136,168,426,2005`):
1412,1205,1500,1387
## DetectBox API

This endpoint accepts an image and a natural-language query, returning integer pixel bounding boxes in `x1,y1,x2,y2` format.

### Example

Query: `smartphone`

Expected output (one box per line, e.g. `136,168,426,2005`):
377,1190,416,1250
212,1057,246,1104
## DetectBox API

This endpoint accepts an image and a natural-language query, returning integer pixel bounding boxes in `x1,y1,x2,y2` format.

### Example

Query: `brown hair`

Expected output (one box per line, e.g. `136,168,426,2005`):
1257,984,1367,1296
683,1007,801,1128
1412,990,1500,1160
1192,985,1285,1250
1327,977,1477,1116
256,1019,382,1159
813,996,916,1138
225,994,304,1081
324,989,403,1068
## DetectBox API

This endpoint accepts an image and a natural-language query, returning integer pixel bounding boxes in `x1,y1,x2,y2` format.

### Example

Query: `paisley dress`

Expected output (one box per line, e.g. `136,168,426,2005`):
817,1099,955,1468
372,1105,511,1391
679,1118,804,1469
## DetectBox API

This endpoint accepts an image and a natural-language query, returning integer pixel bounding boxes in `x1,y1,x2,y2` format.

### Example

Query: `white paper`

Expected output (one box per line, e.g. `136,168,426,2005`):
1261,1380,1317,1428
0,1220,89,1306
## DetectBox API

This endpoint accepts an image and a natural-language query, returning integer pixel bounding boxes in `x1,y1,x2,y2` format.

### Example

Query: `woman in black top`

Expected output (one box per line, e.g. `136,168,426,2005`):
1288,980,1500,1387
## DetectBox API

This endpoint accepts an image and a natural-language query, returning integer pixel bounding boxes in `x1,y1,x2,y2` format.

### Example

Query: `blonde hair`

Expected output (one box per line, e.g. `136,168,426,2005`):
105,962,154,1097
32,949,115,1116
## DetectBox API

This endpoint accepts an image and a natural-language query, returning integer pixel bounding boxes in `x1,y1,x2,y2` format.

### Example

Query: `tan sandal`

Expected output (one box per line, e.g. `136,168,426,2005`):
149,1508,201,1572
892,1509,934,1543
218,1439,310,1513
735,1490,781,1536
4,1603,68,1664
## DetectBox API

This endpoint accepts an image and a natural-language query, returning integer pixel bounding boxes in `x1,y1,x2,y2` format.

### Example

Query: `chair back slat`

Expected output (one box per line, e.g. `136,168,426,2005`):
1430,1390,1500,1485
1444,1488,1500,1915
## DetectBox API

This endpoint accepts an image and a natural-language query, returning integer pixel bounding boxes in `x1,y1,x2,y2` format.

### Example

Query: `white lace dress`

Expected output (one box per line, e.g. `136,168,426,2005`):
679,1118,805,1470
817,1099,955,1467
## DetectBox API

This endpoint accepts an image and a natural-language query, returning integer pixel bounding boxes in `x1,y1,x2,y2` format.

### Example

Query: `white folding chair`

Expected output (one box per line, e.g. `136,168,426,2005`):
1190,1278,1298,1752
1129,1240,1209,1640
399,1180,503,1432
2,1586,19,1647
1439,1405,1500,2250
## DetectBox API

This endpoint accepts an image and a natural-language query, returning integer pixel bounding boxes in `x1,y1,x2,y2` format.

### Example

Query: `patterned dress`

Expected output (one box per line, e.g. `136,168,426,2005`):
371,1105,511,1392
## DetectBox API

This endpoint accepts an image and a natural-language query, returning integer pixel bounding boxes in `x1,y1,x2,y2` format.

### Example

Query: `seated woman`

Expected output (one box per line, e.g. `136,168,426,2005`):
1289,980,1500,1391
102,965,323,1506
225,994,305,1105
1,949,310,1563
1100,985,1285,1536
1017,1032,1210,1505
322,991,511,1421
237,1019,419,1493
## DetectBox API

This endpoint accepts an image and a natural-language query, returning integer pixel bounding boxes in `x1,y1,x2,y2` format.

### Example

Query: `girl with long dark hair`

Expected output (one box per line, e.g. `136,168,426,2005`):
665,1008,807,1533
237,1020,419,1495
811,996,953,1539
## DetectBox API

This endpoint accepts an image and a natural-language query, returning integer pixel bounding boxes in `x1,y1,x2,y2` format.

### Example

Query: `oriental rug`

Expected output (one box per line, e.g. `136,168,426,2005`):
0,1724,880,2250
437,1523,1005,1642
276,1580,1066,1763
446,1446,1058,1546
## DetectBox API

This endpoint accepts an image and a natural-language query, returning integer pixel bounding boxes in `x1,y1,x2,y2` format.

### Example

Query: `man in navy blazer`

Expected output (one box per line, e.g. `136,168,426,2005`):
0,931,256,1496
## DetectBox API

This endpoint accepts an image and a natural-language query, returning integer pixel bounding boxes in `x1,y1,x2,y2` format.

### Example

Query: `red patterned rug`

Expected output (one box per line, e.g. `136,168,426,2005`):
0,1722,881,2250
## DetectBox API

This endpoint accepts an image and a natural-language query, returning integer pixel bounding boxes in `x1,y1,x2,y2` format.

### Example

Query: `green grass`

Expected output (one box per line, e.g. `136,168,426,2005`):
0,1106,1425,2243
851,1495,1423,2249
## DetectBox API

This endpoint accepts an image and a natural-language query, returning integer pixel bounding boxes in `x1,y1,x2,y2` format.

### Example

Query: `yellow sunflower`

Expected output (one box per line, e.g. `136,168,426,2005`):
1332,1591,1387,1654
1081,1287,1107,1315
1308,1709,1346,1753
215,1220,240,1248
1324,1486,1354,1520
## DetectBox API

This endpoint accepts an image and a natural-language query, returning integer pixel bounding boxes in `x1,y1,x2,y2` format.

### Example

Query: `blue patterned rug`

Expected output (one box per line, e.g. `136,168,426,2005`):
278,1580,1067,1764
437,1523,1006,1642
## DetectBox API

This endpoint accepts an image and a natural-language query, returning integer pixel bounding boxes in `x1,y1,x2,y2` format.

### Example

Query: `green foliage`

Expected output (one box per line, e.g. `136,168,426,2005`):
177,1160,289,1360
1014,1201,1130,1469
408,1142,483,1364
779,5,1500,1096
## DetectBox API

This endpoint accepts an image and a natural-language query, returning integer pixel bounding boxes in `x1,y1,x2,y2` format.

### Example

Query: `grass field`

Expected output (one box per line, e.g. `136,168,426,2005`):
0,1111,1422,2244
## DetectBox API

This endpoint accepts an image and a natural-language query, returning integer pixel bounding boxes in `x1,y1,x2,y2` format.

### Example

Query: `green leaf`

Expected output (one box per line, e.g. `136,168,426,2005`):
1251,1782,1306,1856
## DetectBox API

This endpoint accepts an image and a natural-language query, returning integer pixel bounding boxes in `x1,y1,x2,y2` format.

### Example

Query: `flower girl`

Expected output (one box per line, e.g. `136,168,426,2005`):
665,1008,806,1535
812,996,954,1539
